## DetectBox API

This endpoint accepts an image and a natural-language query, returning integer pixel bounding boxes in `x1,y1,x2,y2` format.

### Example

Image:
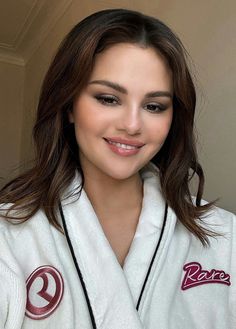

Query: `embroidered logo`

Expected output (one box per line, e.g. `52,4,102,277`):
181,262,231,290
26,265,64,320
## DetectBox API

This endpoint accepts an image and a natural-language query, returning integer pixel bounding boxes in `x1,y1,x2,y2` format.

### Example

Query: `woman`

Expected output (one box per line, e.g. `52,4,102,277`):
0,8,235,329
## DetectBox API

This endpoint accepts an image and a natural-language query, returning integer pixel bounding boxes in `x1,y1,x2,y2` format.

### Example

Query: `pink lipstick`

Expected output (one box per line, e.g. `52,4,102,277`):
104,137,145,156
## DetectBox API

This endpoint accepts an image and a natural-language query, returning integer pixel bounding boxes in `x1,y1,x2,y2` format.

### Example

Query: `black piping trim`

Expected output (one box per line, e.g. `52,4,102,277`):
136,202,168,311
59,202,97,329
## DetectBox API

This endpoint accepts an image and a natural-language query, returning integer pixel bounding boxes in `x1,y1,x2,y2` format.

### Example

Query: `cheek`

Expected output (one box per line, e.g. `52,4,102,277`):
72,111,109,147
73,96,109,130
148,114,173,143
72,99,94,132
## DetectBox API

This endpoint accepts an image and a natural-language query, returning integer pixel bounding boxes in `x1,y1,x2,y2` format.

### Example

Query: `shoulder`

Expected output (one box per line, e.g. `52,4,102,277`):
0,203,49,241
0,205,55,286
0,203,20,236
187,195,235,235
201,203,236,235
0,204,29,328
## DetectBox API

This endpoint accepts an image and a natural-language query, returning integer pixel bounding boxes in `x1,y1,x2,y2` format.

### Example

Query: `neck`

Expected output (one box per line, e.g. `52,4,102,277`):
83,171,143,214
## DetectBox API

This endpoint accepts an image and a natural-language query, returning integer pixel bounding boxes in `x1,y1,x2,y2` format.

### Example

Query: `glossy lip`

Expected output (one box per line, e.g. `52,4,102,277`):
103,137,145,157
104,137,145,147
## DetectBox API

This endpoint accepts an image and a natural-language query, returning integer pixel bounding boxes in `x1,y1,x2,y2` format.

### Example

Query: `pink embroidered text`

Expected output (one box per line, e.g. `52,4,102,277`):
181,262,231,290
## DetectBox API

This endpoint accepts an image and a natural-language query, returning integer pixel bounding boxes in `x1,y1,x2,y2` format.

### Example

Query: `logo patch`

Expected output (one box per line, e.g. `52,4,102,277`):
26,265,64,320
181,262,231,290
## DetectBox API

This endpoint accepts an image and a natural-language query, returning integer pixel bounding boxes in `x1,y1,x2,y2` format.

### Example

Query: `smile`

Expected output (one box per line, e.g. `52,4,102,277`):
104,137,145,157
107,140,139,150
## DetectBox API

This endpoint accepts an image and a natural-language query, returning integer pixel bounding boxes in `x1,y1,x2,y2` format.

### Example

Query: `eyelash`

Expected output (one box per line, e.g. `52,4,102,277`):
95,95,119,106
144,103,167,113
94,95,167,113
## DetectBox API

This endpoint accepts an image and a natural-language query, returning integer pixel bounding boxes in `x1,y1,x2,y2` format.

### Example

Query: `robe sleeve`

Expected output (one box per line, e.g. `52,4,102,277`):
0,224,27,329
0,260,26,329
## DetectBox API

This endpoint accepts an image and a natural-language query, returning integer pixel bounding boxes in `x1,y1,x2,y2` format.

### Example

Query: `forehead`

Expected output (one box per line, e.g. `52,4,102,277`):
89,43,173,93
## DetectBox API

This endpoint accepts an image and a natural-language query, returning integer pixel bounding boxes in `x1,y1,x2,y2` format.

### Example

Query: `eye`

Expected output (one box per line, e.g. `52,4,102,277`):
95,95,120,106
144,102,167,113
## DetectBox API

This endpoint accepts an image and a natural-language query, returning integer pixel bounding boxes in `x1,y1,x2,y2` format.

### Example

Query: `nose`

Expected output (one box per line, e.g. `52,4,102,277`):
117,105,142,135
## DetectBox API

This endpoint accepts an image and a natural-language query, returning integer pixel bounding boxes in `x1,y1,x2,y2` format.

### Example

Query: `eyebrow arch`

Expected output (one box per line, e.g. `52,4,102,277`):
89,80,127,94
88,79,172,99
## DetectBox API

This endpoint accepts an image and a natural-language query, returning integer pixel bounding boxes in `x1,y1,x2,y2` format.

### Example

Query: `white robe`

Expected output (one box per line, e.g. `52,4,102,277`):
0,166,235,328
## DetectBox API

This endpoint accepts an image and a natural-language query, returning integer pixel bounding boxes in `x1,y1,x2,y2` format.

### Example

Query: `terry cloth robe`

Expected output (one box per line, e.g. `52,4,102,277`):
0,165,235,329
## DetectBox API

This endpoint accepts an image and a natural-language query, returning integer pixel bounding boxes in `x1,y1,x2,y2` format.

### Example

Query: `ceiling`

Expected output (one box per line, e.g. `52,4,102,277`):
0,0,72,65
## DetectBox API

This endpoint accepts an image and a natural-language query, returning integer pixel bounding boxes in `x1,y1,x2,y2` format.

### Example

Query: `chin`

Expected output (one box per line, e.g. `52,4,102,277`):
105,172,134,181
102,165,143,181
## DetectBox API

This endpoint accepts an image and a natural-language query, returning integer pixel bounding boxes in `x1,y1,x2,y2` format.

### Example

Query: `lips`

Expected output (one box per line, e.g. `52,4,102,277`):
104,137,145,148
107,140,138,150
103,137,145,157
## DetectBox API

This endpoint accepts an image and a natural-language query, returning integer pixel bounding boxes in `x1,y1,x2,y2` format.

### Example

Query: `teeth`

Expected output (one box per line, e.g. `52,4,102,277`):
108,140,138,149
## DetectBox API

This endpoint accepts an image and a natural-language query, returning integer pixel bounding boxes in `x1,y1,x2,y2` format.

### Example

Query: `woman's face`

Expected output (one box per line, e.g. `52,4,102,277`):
70,43,173,181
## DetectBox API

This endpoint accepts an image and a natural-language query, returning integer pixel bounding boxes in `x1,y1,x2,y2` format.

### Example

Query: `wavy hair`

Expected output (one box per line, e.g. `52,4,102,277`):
0,9,215,244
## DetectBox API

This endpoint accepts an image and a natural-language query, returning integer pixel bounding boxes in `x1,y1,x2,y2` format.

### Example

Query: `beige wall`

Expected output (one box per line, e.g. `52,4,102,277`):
1,0,235,213
0,61,24,186
155,0,236,212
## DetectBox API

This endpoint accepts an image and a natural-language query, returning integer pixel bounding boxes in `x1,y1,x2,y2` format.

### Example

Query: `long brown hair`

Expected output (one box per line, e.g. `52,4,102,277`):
0,9,215,244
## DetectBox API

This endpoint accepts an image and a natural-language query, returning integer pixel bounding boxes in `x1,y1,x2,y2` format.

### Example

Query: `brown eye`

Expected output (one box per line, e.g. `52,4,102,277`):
144,103,166,113
95,95,119,106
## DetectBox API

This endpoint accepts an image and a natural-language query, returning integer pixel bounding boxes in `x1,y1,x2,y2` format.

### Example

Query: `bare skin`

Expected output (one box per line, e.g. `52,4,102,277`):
70,44,173,266
83,167,143,267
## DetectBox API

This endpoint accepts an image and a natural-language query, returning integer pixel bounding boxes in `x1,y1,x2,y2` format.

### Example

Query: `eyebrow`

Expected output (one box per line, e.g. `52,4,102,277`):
88,80,172,99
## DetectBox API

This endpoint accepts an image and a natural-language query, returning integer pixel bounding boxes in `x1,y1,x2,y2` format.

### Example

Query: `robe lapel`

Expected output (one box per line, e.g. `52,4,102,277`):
61,186,143,329
123,168,176,309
